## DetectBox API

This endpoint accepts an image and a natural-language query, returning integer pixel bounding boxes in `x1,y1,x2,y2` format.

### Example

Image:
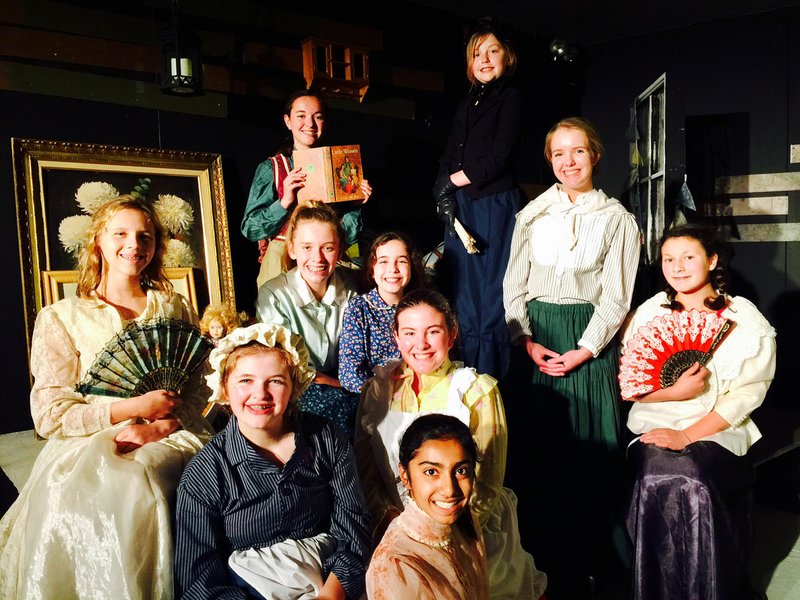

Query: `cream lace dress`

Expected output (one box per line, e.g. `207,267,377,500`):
0,291,213,600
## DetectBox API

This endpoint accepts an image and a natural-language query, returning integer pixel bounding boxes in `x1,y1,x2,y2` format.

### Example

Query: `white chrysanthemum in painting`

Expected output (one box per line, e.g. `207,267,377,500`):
58,214,93,255
154,194,194,235
163,238,196,268
75,181,119,214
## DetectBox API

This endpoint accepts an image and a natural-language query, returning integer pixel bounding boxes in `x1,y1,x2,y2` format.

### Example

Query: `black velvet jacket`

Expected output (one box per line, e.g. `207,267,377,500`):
438,78,524,199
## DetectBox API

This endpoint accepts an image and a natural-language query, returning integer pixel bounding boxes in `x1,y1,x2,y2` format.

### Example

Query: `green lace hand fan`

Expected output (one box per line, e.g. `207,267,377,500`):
76,318,213,397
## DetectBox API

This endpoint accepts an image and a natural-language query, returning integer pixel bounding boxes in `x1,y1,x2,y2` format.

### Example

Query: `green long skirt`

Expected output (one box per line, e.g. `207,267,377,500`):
527,300,622,449
524,299,631,578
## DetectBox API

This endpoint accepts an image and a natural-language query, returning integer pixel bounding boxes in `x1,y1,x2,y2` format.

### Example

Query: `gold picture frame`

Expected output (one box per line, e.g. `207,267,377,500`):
41,268,200,314
13,138,235,361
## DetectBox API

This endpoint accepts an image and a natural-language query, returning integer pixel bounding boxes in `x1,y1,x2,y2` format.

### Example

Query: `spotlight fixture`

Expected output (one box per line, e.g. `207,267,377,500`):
159,0,203,96
563,46,580,64
549,38,567,60
549,38,579,64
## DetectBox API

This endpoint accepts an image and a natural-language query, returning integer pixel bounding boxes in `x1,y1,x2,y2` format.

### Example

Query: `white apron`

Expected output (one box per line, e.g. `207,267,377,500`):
369,365,547,599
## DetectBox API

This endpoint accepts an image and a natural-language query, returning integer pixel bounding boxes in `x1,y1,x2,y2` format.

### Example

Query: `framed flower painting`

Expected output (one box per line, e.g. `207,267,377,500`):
12,138,235,358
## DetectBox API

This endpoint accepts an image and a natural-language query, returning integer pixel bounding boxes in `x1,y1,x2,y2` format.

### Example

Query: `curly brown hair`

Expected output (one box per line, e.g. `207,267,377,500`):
362,231,429,295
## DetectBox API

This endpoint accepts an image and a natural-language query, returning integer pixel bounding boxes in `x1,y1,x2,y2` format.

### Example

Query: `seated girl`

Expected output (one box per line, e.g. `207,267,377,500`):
367,413,489,600
0,195,212,598
173,322,371,600
339,231,428,393
356,288,548,600
621,224,776,600
255,201,360,440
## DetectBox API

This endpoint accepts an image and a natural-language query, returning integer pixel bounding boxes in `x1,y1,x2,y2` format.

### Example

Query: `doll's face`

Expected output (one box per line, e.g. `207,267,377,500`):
399,438,474,525
208,319,225,340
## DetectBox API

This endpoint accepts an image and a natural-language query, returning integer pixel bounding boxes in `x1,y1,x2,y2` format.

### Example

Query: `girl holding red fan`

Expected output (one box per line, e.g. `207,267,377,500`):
620,224,776,600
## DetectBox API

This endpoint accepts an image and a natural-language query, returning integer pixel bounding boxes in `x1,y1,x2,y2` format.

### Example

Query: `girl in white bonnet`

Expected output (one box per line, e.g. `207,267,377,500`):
173,322,371,600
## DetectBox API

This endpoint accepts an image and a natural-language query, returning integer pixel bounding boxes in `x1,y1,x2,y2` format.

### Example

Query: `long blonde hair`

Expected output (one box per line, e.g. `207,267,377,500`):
200,303,248,337
77,195,171,298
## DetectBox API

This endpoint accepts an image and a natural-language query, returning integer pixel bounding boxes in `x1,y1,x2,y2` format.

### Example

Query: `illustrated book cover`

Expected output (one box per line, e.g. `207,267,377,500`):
293,144,365,203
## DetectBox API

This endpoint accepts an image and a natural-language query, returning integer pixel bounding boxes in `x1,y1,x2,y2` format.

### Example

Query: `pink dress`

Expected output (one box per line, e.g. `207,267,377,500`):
367,499,489,600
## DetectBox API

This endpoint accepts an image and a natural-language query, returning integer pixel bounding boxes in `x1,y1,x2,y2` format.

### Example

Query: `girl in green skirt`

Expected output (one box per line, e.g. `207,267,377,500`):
503,117,641,594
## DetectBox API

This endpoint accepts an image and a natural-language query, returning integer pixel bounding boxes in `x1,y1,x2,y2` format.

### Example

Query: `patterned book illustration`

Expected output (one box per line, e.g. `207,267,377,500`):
294,144,365,203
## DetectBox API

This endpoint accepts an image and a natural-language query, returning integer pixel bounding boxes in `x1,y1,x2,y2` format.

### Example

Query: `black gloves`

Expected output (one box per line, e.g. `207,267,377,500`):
432,173,458,201
436,195,457,235
433,173,458,236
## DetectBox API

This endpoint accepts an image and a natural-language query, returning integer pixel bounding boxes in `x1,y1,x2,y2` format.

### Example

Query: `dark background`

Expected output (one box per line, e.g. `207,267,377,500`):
2,0,799,433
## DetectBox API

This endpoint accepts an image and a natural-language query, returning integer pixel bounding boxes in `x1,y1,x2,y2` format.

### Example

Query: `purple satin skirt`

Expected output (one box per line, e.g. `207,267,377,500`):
626,440,756,600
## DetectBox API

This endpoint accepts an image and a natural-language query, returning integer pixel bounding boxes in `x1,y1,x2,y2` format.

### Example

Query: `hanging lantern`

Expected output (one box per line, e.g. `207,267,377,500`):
159,1,203,96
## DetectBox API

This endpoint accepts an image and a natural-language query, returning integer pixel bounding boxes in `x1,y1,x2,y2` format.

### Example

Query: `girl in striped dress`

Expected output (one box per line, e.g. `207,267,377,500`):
174,322,371,599
503,117,641,590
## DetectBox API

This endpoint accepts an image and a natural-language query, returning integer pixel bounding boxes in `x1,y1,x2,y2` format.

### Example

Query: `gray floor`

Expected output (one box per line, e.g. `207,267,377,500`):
1,430,799,598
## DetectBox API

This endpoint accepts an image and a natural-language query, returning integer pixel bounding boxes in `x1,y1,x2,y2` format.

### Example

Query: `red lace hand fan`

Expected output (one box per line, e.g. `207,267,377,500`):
619,309,733,398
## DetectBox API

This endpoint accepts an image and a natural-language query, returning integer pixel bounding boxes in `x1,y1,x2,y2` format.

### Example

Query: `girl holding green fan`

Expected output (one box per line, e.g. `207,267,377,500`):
0,195,212,599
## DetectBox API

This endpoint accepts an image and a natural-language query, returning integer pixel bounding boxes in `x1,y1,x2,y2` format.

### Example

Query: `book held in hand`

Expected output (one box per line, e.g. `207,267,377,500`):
293,144,365,203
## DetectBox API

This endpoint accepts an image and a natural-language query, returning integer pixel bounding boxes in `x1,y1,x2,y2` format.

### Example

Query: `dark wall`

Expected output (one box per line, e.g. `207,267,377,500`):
580,8,800,409
1,9,581,433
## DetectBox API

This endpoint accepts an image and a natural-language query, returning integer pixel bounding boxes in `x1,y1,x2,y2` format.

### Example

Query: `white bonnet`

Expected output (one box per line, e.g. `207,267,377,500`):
205,322,316,403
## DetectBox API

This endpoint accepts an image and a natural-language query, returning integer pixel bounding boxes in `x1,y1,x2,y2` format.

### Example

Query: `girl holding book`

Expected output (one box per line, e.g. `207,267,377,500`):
241,89,372,288
621,224,776,600
255,201,361,440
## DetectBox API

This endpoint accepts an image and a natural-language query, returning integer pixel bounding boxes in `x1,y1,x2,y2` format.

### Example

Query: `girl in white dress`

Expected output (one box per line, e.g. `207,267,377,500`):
621,224,776,600
0,195,212,599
